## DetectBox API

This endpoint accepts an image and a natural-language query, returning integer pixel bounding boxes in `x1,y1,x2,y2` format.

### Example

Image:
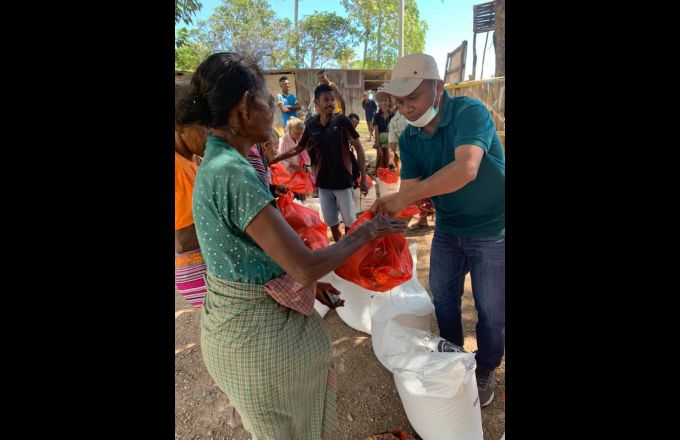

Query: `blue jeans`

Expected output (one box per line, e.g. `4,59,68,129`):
318,187,356,228
429,228,505,373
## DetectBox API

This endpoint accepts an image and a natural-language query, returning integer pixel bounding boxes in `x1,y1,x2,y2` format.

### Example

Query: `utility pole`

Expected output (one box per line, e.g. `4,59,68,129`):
398,0,404,57
295,0,299,66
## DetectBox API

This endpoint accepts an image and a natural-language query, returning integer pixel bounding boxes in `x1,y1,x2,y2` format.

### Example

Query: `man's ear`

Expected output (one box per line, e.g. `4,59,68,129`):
436,80,445,95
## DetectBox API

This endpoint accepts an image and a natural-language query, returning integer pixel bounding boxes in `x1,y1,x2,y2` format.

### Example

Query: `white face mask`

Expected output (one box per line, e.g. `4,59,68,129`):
407,86,439,128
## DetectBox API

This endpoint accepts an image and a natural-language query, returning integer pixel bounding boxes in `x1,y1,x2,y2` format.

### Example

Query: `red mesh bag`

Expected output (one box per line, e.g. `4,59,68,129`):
276,192,329,250
334,206,419,291
270,162,290,186
377,167,399,184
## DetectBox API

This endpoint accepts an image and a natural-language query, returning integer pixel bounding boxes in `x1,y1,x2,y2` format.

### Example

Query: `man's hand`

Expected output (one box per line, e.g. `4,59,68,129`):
370,192,408,216
360,176,369,196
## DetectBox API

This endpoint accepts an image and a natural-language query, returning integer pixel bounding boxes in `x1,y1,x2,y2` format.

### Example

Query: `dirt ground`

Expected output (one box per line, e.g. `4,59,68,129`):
175,126,505,439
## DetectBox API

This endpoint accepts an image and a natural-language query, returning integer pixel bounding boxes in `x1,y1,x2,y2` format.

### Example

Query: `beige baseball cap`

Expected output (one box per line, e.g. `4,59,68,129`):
381,53,441,97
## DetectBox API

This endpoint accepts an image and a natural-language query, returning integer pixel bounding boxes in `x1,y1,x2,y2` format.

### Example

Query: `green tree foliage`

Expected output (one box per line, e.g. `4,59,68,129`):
342,0,427,69
295,12,357,68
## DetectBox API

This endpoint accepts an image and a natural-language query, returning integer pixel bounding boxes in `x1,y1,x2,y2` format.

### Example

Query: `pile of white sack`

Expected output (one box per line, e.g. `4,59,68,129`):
314,243,484,440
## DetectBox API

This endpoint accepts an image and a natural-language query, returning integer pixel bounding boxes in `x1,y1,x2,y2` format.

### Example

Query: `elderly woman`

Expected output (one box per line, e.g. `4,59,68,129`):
175,52,407,439
278,117,310,174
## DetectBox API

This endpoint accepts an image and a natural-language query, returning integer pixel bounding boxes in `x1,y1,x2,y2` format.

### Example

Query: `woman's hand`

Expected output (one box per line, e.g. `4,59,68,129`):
270,184,289,197
315,282,344,309
354,214,408,240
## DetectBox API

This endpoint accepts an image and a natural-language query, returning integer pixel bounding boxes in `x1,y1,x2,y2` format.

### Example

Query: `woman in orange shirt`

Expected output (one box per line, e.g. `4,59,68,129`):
175,86,243,429
175,85,210,309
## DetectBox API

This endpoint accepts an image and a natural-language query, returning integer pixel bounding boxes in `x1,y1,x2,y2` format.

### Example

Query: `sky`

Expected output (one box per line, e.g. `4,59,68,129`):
177,0,497,80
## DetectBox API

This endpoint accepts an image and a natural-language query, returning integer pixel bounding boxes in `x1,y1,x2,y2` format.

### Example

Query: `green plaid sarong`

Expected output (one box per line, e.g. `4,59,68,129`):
200,272,337,439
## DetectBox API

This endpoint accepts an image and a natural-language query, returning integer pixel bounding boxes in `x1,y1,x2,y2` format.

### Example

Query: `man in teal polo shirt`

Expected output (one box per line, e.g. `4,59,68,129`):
371,53,505,407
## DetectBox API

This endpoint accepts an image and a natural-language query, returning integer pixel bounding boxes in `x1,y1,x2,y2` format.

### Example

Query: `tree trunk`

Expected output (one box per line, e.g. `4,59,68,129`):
363,28,369,69
494,0,505,77
376,15,382,66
